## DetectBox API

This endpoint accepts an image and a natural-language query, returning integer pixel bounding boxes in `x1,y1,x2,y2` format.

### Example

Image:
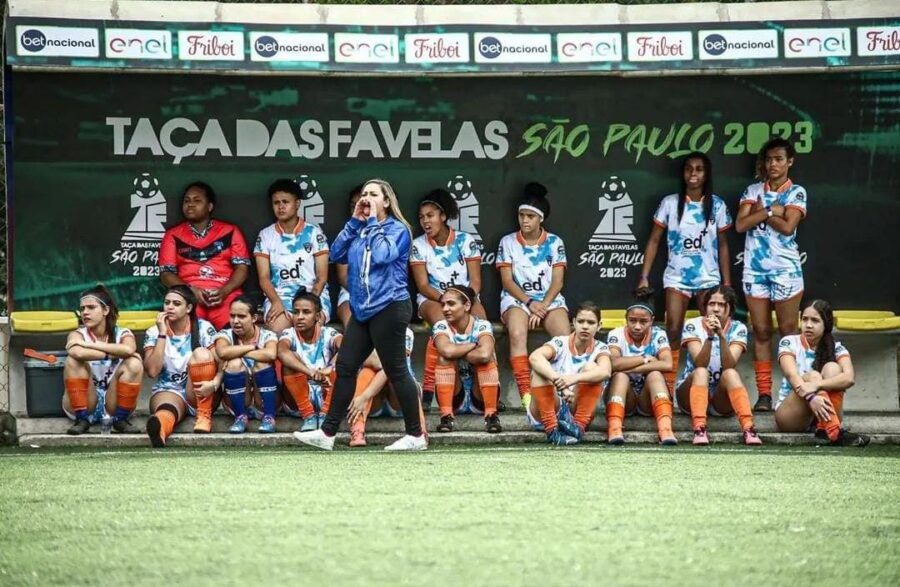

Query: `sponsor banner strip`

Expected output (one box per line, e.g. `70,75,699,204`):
6,17,900,72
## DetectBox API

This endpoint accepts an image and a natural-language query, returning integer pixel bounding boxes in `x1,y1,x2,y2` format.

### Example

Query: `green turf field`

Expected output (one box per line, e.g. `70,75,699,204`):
1,445,898,586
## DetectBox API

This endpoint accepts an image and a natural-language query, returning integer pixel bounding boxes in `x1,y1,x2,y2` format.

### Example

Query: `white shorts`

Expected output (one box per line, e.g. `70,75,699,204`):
500,293,567,318
150,387,197,416
743,273,804,302
337,287,350,309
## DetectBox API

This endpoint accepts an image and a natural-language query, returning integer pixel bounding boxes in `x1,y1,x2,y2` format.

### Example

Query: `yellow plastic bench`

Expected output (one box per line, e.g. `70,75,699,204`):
118,311,159,331
601,309,628,330
833,310,899,332
10,311,78,333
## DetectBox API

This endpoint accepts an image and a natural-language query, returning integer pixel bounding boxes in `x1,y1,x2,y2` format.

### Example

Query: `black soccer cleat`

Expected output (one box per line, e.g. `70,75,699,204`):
112,418,141,434
832,429,871,447
146,415,166,448
485,413,502,434
436,414,455,433
67,419,91,436
813,429,830,446
753,394,772,412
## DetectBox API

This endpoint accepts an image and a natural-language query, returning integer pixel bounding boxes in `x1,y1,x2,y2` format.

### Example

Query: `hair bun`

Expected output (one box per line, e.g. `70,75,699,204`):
523,182,548,199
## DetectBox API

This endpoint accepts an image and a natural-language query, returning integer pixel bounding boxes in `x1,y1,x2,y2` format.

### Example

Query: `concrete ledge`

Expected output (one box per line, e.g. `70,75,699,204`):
18,430,900,448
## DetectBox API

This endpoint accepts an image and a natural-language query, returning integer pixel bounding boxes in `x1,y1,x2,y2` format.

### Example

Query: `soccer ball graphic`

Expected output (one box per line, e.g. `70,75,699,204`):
446,174,481,239
296,175,318,200
133,173,160,199
599,176,628,202
447,176,473,202
295,174,325,226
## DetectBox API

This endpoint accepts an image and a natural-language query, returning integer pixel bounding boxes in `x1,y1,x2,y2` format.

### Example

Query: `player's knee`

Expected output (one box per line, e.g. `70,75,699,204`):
610,372,629,385
821,362,842,378
191,347,213,363
252,361,273,373
720,368,741,387
224,358,245,373
63,354,85,373
645,370,665,385
120,356,144,379
693,367,710,385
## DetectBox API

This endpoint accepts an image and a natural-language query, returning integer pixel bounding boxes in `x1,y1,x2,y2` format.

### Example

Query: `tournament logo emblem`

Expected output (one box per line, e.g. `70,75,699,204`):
578,175,642,277
296,174,325,227
446,174,490,263
108,173,168,277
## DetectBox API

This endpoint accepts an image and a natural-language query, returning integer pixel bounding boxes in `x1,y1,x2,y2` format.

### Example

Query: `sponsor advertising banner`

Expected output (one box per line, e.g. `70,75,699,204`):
7,17,900,73
8,72,899,314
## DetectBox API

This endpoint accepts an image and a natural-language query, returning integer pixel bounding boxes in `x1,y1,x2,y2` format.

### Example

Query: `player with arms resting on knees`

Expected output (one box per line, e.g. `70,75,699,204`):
213,296,279,434
144,285,220,448
775,299,869,447
278,290,342,433
604,301,676,445
528,302,612,446
429,285,502,434
497,182,570,408
735,138,808,412
675,285,762,446
63,284,144,435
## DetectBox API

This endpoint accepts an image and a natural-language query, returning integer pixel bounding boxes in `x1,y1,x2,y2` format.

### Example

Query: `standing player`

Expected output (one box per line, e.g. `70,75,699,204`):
775,300,869,446
213,296,279,434
159,182,251,330
637,152,732,394
411,188,485,409
675,286,762,446
278,290,343,432
528,302,612,446
62,284,143,435
735,138,808,412
255,179,331,332
497,182,570,407
144,286,220,448
604,302,676,445
429,285,502,434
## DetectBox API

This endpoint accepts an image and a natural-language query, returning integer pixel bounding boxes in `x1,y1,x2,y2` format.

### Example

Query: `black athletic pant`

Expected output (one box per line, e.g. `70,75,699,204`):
321,299,422,437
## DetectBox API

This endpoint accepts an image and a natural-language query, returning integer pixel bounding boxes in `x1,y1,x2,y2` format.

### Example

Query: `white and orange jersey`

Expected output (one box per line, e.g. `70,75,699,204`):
76,326,134,392
410,229,481,297
432,316,494,346
254,220,330,312
652,194,732,290
278,324,342,371
777,334,849,404
542,334,610,375
678,316,748,388
739,180,807,282
144,319,218,393
213,326,278,368
606,326,670,359
496,229,567,306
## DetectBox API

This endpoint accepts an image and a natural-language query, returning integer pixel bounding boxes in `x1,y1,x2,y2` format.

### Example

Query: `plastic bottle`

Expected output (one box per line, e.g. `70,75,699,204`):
101,414,112,435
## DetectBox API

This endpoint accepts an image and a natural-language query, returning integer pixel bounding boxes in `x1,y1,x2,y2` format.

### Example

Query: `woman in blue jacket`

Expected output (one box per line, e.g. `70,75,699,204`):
293,178,427,451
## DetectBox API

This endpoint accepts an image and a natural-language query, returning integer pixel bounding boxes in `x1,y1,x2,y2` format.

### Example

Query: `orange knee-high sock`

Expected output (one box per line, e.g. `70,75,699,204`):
606,399,625,439
665,348,680,393
353,367,378,424
435,363,458,418
727,386,754,431
510,355,531,399
652,394,675,438
532,384,558,433
188,361,218,417
321,371,337,415
689,385,709,429
284,373,315,418
475,362,500,416
827,390,844,418
815,391,843,441
113,380,141,420
156,409,176,441
423,339,439,393
754,360,772,397
573,383,602,431
65,377,90,419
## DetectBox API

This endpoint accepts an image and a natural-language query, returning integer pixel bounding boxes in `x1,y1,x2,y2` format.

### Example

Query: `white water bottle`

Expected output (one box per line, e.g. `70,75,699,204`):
100,414,112,435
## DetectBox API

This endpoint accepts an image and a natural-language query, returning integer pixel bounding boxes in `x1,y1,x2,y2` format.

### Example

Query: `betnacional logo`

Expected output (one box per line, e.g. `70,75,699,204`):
404,33,469,64
16,26,99,57
627,31,693,62
856,26,900,57
105,29,172,60
557,33,622,63
474,33,552,64
109,173,167,277
250,32,329,62
177,31,244,61
577,176,642,277
296,174,325,227
698,30,778,60
335,33,399,64
784,28,851,58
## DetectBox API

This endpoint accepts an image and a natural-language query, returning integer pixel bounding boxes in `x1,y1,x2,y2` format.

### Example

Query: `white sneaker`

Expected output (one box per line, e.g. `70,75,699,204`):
384,434,428,452
293,429,335,451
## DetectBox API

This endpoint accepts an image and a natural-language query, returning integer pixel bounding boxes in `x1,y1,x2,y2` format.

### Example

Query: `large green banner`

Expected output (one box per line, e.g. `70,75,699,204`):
8,71,900,317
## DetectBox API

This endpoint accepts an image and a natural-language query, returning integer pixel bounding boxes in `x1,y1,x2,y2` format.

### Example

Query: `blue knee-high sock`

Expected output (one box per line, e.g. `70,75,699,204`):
224,371,247,418
254,367,278,418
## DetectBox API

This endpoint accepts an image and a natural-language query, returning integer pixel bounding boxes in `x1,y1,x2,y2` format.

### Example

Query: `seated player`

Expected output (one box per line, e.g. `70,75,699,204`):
63,284,143,435
278,289,342,432
431,285,502,434
604,301,676,445
346,327,420,447
213,296,279,434
675,285,762,446
527,302,612,446
144,285,220,448
775,299,869,447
